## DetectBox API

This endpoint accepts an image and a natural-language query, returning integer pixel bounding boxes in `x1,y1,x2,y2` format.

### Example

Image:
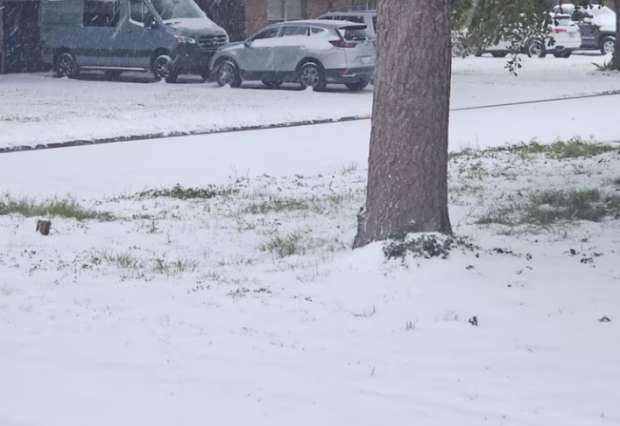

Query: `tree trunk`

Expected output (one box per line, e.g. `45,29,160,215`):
354,0,453,248
614,0,620,70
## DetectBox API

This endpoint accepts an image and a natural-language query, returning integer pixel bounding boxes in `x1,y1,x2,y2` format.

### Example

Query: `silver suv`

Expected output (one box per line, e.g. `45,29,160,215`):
210,20,376,91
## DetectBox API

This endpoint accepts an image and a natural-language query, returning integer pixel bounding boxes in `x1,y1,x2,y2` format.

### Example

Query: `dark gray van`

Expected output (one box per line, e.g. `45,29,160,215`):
40,0,229,82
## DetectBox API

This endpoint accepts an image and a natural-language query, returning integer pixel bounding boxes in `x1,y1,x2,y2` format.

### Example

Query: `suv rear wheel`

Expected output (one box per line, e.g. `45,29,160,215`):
299,62,326,91
215,60,242,88
527,40,546,58
601,36,616,55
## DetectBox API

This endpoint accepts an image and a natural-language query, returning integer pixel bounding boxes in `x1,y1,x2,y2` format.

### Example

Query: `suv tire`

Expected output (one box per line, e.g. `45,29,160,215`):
298,62,326,91
527,40,546,58
215,60,242,88
601,36,616,55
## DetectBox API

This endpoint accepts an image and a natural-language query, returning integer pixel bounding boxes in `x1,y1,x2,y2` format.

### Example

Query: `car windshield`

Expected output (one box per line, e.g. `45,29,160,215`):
150,0,203,21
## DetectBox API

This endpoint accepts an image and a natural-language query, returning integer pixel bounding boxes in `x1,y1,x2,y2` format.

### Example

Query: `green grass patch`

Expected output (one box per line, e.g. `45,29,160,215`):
138,184,237,200
478,189,620,226
450,138,617,161
526,190,620,224
153,257,198,275
245,197,311,215
260,232,306,258
0,198,114,221
93,253,142,270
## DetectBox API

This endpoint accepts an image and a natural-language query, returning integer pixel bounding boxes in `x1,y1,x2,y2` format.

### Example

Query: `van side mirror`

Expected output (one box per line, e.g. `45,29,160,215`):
244,40,252,48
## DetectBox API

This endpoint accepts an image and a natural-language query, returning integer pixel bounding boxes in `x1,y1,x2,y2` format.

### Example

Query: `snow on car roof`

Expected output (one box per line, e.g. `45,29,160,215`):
274,19,367,29
321,10,377,15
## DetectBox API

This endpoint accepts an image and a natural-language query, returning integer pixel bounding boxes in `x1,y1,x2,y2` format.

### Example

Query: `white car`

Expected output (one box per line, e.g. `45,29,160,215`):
478,14,582,58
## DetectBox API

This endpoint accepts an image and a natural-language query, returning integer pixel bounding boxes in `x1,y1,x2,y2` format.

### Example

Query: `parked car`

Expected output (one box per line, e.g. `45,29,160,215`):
210,20,375,91
477,14,581,58
564,5,616,55
317,10,377,43
39,0,229,82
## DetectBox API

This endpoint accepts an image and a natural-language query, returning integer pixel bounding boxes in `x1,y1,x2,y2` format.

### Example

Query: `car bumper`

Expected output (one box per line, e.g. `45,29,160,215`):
325,67,375,84
548,37,581,51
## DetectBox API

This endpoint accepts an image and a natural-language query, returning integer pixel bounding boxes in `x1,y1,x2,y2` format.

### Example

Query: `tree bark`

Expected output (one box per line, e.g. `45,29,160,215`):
354,0,453,248
614,0,620,70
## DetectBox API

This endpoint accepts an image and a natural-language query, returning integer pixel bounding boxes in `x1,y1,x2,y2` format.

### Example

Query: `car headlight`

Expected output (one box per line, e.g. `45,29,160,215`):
175,35,197,44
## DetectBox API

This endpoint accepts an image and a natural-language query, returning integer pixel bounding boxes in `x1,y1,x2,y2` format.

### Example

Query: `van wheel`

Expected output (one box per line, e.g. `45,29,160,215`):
601,36,616,55
104,70,122,80
299,62,326,91
215,60,241,88
152,54,174,81
345,80,369,91
55,52,79,78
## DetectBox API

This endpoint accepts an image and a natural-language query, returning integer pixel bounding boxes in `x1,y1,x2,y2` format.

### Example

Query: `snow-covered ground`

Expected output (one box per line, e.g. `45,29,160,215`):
1,124,620,425
2,52,620,426
1,54,619,150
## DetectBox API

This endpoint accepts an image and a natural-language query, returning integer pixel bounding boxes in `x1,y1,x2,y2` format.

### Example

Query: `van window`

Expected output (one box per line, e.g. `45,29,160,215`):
280,26,308,37
130,0,148,23
83,0,121,27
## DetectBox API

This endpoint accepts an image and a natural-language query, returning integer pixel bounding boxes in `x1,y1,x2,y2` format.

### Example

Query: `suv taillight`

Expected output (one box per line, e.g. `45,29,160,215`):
330,40,357,48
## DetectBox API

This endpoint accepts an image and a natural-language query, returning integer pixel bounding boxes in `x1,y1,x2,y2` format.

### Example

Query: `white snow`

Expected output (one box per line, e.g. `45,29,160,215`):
1,53,620,426
1,54,619,150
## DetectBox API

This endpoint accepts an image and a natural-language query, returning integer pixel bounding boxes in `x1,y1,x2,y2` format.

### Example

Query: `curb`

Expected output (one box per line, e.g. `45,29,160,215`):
0,115,372,155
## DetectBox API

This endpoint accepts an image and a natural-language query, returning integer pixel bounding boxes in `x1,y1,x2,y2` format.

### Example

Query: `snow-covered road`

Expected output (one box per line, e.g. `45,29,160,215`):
1,54,619,150
2,88,619,199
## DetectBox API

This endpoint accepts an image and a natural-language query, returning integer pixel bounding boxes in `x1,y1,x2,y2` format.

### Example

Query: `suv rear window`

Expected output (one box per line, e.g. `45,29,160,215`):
338,26,368,41
337,15,364,24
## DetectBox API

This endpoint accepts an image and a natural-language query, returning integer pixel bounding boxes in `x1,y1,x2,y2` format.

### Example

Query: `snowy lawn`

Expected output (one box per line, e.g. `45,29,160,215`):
1,137,620,425
1,53,619,149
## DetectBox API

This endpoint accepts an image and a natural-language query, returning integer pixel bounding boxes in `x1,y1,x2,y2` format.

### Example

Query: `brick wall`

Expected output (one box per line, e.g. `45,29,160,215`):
245,0,269,37
198,0,375,40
